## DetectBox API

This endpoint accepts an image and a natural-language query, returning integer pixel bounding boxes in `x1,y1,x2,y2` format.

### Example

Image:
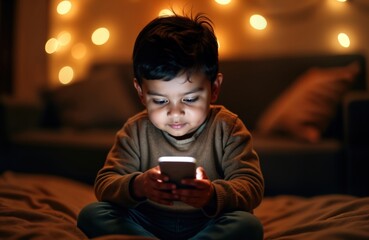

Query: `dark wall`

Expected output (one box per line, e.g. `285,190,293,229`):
0,0,16,95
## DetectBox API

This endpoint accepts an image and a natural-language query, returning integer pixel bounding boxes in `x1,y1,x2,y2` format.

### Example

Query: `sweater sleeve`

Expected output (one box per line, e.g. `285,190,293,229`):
94,117,146,208
204,115,264,216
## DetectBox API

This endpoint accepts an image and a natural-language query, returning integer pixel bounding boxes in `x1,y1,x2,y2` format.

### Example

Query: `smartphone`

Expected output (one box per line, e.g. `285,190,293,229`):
158,156,196,188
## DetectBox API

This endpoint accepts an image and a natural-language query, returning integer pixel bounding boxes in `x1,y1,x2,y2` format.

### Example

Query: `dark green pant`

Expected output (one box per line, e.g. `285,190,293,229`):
77,202,263,240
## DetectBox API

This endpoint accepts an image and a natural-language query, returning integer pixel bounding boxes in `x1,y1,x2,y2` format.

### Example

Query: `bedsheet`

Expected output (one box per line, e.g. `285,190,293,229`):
1,171,369,240
255,195,369,239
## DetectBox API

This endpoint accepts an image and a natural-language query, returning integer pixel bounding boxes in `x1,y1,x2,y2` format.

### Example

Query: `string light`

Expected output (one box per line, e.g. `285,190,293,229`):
45,38,59,54
71,43,87,59
249,14,267,30
48,1,358,86
58,66,74,84
57,31,71,46
91,27,110,45
57,0,72,15
215,0,231,5
337,32,350,48
159,9,174,17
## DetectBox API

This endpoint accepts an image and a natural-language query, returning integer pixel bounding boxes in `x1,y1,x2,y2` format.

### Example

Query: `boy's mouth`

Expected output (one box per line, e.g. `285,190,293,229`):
168,123,186,129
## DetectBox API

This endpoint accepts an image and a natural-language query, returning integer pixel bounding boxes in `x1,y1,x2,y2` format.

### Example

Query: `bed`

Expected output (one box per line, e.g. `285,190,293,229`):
1,171,369,240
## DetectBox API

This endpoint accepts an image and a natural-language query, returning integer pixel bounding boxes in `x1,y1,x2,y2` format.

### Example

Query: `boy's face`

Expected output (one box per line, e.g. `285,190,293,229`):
134,72,222,139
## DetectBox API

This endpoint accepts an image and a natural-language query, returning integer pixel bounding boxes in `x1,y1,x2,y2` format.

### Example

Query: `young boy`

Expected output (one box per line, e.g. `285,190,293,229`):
77,13,264,240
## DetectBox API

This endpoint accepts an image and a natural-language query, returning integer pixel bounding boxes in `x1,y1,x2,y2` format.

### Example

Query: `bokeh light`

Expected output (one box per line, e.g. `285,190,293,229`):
57,0,72,15
71,43,87,59
91,27,110,45
58,66,74,84
337,32,350,48
45,38,59,54
159,9,175,17
250,14,267,30
215,0,232,5
57,31,71,46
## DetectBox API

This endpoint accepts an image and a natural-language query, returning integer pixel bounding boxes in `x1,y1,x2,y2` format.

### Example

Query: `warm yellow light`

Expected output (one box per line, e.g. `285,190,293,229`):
336,0,347,2
71,43,87,59
338,32,350,48
215,0,232,5
45,38,59,54
57,0,72,15
58,66,74,84
91,27,110,45
250,14,267,30
215,31,230,58
159,9,175,17
57,31,71,46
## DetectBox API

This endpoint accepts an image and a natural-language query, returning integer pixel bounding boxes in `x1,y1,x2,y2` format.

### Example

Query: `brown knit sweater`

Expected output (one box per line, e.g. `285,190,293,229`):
94,105,264,217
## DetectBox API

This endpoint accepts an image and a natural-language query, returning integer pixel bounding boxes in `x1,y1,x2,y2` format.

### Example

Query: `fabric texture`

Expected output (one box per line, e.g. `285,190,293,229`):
2,171,369,240
255,194,369,240
94,105,264,217
256,61,360,142
0,171,154,240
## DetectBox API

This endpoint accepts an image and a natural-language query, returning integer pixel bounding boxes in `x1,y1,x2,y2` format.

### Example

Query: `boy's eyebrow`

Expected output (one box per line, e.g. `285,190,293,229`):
147,87,204,96
147,90,163,96
184,87,205,95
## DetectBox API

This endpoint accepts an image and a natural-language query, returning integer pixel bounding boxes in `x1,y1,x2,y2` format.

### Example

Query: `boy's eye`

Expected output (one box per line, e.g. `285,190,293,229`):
153,99,169,105
182,97,199,103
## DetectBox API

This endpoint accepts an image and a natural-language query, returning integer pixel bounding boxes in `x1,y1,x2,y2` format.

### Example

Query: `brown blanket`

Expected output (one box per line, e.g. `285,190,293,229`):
0,171,93,239
1,171,369,240
255,195,369,240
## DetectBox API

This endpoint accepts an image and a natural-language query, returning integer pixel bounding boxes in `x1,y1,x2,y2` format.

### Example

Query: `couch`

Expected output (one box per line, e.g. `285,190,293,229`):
1,54,368,196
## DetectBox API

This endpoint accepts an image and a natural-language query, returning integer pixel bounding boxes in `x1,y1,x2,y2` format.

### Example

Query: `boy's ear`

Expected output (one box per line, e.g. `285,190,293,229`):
211,73,223,103
133,78,145,105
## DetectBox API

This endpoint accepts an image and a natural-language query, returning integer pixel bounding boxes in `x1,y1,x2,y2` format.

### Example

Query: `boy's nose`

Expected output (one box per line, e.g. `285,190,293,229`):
167,104,184,116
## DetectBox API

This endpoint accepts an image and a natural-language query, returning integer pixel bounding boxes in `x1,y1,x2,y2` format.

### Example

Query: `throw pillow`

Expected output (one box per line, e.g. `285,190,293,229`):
49,65,141,129
256,61,360,142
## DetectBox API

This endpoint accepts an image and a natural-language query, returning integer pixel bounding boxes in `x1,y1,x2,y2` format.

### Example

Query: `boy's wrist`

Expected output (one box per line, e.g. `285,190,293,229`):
130,174,146,201
203,184,217,214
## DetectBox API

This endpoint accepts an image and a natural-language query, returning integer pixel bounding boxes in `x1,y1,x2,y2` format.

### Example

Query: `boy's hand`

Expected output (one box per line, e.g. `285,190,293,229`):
133,166,178,206
172,167,214,208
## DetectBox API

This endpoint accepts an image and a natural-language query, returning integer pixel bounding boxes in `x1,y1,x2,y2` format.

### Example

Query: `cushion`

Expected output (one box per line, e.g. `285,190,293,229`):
47,65,141,129
256,61,360,142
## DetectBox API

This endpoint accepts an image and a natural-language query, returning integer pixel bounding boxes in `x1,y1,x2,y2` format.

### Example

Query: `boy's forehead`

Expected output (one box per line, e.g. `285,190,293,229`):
142,73,209,94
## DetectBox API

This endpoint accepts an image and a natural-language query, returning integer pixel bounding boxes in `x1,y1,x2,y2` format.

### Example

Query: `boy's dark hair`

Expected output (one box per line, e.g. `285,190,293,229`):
132,13,219,85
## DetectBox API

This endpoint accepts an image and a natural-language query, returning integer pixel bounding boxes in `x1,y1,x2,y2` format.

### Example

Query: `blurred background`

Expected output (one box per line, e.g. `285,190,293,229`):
1,0,369,104
1,0,369,194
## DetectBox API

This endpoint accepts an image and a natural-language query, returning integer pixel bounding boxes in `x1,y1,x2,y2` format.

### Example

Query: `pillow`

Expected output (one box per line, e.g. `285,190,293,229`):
256,61,360,143
48,66,141,129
